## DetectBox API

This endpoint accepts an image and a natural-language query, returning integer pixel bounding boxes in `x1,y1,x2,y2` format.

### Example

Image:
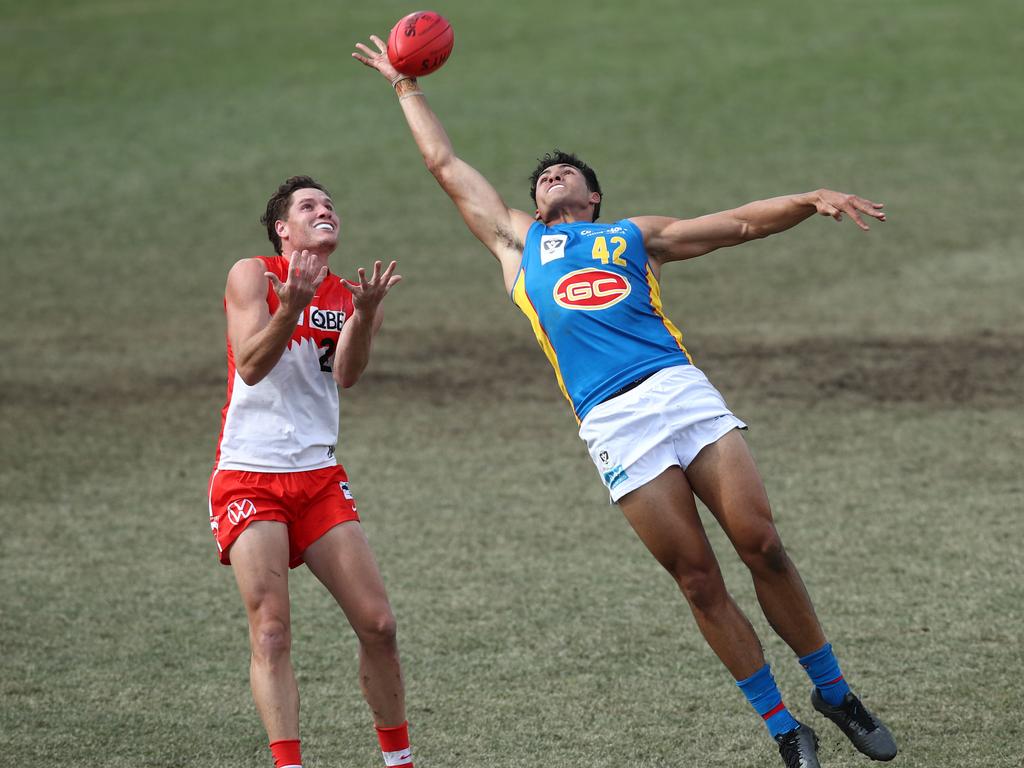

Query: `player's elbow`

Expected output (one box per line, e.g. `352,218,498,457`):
333,367,360,389
737,220,768,242
236,363,265,387
424,151,456,183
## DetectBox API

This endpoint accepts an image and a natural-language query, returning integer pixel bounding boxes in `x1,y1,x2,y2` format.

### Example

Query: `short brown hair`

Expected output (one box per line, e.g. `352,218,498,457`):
260,175,330,255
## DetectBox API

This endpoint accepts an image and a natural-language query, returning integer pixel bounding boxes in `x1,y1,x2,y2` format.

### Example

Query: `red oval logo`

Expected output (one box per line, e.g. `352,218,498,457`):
553,268,631,310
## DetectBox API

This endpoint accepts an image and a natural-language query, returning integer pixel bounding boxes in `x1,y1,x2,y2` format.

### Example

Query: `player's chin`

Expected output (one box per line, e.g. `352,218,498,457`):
310,231,339,248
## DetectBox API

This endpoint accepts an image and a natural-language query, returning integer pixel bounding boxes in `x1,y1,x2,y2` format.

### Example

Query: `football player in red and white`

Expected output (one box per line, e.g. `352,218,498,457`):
209,176,412,768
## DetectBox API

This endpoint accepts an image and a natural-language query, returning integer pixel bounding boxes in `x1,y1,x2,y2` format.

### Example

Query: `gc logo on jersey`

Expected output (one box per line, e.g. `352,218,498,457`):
540,234,568,264
553,268,631,310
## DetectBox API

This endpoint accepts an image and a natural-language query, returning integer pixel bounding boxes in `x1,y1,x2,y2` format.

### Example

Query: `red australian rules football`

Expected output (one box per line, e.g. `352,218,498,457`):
387,11,454,77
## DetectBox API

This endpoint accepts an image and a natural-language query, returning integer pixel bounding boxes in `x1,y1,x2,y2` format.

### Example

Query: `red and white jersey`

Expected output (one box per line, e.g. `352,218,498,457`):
214,255,354,472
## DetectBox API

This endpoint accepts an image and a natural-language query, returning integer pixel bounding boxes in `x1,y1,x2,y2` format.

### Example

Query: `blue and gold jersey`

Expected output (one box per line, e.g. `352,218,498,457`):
511,219,692,422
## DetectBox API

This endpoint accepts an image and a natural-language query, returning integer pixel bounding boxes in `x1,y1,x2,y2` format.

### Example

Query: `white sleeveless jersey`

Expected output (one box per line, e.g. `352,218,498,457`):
214,255,354,472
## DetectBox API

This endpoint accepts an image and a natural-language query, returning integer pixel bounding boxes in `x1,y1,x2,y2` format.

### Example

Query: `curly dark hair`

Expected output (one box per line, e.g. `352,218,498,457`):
260,175,330,255
528,150,602,221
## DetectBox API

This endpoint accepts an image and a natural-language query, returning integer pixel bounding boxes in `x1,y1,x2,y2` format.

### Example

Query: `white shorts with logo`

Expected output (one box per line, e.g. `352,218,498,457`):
578,365,747,502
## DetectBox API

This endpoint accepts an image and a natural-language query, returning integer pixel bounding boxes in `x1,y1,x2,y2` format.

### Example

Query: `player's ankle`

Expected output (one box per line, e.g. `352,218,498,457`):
269,738,302,768
375,720,413,767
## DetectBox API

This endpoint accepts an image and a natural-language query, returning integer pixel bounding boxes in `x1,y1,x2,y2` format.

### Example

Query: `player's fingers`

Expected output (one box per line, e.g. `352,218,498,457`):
855,198,886,221
370,260,383,283
265,272,282,291
357,267,368,286
385,274,403,291
342,279,361,291
845,206,870,230
354,42,377,58
302,250,319,276
312,266,329,287
370,34,387,53
380,260,398,284
289,251,307,279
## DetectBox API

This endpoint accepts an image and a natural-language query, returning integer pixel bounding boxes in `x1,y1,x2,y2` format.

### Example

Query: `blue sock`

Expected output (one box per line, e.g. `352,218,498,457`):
798,642,852,706
737,664,800,738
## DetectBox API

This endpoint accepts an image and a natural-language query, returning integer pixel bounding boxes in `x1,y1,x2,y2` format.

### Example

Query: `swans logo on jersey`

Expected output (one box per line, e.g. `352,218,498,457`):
553,268,631,310
540,234,567,264
226,498,257,525
308,306,346,331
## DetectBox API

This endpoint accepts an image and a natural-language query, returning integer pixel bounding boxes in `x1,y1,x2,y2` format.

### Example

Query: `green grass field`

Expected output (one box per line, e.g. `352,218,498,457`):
2,1,1022,766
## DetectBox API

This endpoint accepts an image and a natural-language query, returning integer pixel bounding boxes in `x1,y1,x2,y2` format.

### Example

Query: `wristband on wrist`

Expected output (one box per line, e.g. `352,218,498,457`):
393,77,421,97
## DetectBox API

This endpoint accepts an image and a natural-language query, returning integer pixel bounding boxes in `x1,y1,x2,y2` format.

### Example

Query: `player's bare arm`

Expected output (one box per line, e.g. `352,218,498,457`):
633,189,886,269
333,260,402,388
352,35,532,292
226,250,328,385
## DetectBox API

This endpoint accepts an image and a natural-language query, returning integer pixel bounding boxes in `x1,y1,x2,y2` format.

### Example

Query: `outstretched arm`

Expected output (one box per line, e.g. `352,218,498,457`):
632,189,886,266
352,35,533,291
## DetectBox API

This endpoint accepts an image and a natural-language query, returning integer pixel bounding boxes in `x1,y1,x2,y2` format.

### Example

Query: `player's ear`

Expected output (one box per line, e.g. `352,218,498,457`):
275,219,288,239
535,209,542,220
590,192,602,205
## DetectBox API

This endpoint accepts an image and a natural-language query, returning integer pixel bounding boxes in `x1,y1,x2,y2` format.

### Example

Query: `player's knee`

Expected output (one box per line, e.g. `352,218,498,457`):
250,618,291,662
675,565,727,615
357,609,398,648
741,528,790,575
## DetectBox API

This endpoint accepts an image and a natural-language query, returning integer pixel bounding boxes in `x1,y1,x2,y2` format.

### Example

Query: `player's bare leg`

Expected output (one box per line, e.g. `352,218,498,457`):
304,521,406,726
688,429,896,761
684,429,826,656
618,466,766,679
621,463,819,764
230,521,299,741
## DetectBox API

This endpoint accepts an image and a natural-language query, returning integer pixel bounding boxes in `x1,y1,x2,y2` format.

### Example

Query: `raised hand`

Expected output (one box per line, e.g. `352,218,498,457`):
352,35,403,83
266,250,329,314
813,190,886,231
344,260,402,314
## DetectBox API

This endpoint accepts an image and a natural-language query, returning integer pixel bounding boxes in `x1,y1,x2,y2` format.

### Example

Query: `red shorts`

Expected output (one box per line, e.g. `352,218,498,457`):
207,465,360,568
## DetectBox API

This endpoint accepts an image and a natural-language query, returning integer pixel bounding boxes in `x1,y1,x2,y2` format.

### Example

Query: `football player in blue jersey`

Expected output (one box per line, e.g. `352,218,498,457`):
355,35,897,768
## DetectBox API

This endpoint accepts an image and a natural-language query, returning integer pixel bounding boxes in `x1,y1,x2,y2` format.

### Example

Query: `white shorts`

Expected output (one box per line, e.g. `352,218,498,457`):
578,365,746,502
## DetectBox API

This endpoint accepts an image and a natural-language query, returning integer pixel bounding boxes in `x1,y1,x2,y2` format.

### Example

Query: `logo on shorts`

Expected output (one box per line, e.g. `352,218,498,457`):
602,464,629,490
599,450,610,465
553,269,631,310
340,481,354,500
226,498,257,525
540,234,567,264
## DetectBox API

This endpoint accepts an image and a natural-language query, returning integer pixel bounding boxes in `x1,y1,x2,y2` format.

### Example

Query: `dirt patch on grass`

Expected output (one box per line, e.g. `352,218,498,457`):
4,331,1019,410
693,330,1022,406
367,329,1023,408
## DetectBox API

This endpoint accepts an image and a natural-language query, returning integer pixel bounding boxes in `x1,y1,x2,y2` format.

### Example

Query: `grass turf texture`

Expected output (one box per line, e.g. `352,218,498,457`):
2,0,1022,766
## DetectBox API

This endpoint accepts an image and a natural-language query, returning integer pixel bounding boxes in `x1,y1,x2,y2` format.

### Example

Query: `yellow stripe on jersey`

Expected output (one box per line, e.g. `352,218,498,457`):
645,265,693,364
512,269,577,417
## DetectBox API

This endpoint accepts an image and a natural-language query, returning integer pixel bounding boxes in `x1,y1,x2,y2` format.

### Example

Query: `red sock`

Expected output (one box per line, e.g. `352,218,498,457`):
375,721,413,767
269,739,302,768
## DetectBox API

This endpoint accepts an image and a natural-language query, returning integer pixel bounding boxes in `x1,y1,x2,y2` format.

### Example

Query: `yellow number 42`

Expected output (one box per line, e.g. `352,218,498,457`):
591,236,628,267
